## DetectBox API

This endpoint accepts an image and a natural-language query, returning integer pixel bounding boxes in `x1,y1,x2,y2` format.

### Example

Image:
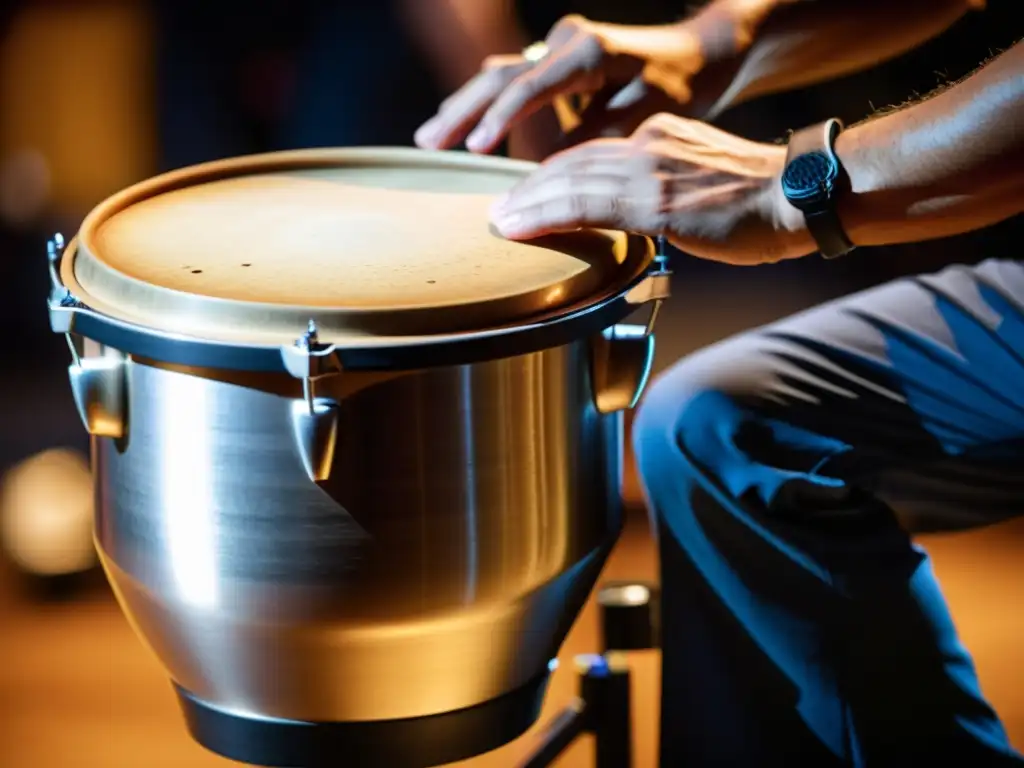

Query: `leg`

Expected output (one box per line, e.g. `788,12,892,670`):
634,259,1024,766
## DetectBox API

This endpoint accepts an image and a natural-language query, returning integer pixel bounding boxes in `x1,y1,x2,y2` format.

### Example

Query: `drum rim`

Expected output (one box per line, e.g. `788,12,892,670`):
51,236,658,373
73,147,653,343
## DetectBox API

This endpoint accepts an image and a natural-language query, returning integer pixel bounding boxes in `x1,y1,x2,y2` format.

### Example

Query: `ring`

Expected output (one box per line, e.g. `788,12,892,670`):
522,41,549,64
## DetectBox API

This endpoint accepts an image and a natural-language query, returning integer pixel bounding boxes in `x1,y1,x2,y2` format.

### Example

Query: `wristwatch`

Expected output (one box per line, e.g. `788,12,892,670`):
781,118,854,260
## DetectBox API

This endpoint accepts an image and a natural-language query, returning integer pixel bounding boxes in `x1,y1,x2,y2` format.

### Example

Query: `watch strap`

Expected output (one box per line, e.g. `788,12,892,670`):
785,118,842,163
805,207,854,261
785,118,854,260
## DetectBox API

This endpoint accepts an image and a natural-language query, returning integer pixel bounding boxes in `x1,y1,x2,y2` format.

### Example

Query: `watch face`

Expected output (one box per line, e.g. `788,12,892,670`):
782,151,836,207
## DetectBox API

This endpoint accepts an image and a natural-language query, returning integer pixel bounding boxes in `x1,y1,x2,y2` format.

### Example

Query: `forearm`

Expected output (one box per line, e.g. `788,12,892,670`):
701,0,981,116
835,42,1023,246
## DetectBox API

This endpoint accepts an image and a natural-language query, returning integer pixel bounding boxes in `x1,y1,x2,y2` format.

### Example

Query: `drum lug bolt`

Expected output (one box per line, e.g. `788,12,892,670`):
590,237,671,414
622,235,672,334
46,232,65,263
282,320,341,483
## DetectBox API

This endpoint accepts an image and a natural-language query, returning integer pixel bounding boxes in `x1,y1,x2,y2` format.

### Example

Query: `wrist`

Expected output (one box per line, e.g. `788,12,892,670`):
700,0,792,50
761,146,817,255
767,170,816,253
775,120,860,258
832,120,888,247
684,1,760,60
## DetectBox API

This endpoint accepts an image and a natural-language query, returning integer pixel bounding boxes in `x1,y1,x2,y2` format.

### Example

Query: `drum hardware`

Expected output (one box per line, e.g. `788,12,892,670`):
282,320,342,482
521,581,660,768
590,238,670,414
48,233,129,440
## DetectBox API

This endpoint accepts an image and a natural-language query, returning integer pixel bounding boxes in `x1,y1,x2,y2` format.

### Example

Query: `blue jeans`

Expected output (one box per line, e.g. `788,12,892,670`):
634,259,1024,766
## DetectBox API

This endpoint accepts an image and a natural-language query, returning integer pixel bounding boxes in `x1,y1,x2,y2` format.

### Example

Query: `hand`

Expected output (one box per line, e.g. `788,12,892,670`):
489,113,816,266
413,9,752,159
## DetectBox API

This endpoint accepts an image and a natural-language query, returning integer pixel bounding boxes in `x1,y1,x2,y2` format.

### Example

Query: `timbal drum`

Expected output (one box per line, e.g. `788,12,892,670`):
46,147,670,768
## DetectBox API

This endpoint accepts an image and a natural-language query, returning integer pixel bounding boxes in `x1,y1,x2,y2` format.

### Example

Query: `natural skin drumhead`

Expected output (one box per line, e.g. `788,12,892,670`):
69,147,652,345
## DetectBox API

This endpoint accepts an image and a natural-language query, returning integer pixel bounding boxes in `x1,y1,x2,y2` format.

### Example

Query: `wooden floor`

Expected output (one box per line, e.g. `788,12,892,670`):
2,505,1023,768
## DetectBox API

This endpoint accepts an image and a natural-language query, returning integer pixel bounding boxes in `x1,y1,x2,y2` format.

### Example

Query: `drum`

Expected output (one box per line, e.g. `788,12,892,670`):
46,147,670,768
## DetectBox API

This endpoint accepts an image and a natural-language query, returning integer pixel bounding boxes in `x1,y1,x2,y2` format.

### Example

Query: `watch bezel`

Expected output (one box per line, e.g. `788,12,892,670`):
781,150,840,211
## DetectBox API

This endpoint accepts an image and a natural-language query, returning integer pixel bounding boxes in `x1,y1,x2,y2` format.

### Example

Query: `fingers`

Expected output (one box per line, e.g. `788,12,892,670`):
465,36,606,154
415,57,530,150
499,138,632,194
490,138,657,239
491,193,634,239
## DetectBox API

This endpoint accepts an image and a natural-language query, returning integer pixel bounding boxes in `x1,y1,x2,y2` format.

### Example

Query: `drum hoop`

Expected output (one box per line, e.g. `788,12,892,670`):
51,237,659,373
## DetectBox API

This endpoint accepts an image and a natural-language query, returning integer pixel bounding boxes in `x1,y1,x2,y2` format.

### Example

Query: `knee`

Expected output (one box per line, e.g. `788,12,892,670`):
631,345,759,482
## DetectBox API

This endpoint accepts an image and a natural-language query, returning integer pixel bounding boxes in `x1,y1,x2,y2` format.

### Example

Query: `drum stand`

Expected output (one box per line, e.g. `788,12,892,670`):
519,581,660,768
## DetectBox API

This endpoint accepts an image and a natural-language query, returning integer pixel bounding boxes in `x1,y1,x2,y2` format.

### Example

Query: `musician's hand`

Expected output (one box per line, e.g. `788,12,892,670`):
414,9,751,158
489,113,816,266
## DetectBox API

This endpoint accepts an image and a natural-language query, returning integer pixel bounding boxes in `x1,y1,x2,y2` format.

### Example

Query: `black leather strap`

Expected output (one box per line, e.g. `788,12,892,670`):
804,208,854,261
785,119,855,260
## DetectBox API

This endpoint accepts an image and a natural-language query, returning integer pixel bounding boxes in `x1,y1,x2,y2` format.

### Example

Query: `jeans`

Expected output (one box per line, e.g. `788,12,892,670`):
634,258,1024,766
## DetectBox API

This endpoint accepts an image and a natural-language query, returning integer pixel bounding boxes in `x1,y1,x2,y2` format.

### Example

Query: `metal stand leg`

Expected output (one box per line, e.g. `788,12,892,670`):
520,655,632,768
518,581,659,768
583,654,633,768
519,701,587,767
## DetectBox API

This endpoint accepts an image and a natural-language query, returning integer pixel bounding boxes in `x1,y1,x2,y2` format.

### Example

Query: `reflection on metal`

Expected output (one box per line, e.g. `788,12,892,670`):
48,234,128,439
589,324,656,415
284,320,342,482
92,343,620,726
68,348,128,439
592,238,670,414
279,319,342,381
290,397,340,483
624,236,672,336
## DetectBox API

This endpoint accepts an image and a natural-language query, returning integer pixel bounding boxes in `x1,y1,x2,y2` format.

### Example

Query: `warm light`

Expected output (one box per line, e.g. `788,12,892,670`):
0,448,95,575
0,148,50,227
160,372,218,609
600,583,651,607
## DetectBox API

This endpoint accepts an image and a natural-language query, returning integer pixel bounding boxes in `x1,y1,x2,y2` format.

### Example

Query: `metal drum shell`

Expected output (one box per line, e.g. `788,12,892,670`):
89,337,625,723
44,149,671,749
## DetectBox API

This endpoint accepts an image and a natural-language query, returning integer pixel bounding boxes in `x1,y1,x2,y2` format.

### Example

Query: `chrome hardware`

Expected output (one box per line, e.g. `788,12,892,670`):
49,234,130,438
289,398,340,483
68,345,129,439
589,237,671,414
46,231,64,270
279,319,342,382
46,234,77,333
283,321,341,482
623,235,672,336
589,324,655,415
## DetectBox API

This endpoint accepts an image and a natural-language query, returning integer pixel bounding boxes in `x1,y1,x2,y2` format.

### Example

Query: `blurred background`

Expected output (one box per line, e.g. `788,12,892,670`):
0,0,1021,765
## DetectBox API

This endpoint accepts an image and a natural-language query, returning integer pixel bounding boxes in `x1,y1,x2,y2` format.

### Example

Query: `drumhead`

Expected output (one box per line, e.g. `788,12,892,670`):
68,148,652,346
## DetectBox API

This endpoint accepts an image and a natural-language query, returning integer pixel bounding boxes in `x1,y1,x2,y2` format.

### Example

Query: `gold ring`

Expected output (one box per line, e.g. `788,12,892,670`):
522,41,549,64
